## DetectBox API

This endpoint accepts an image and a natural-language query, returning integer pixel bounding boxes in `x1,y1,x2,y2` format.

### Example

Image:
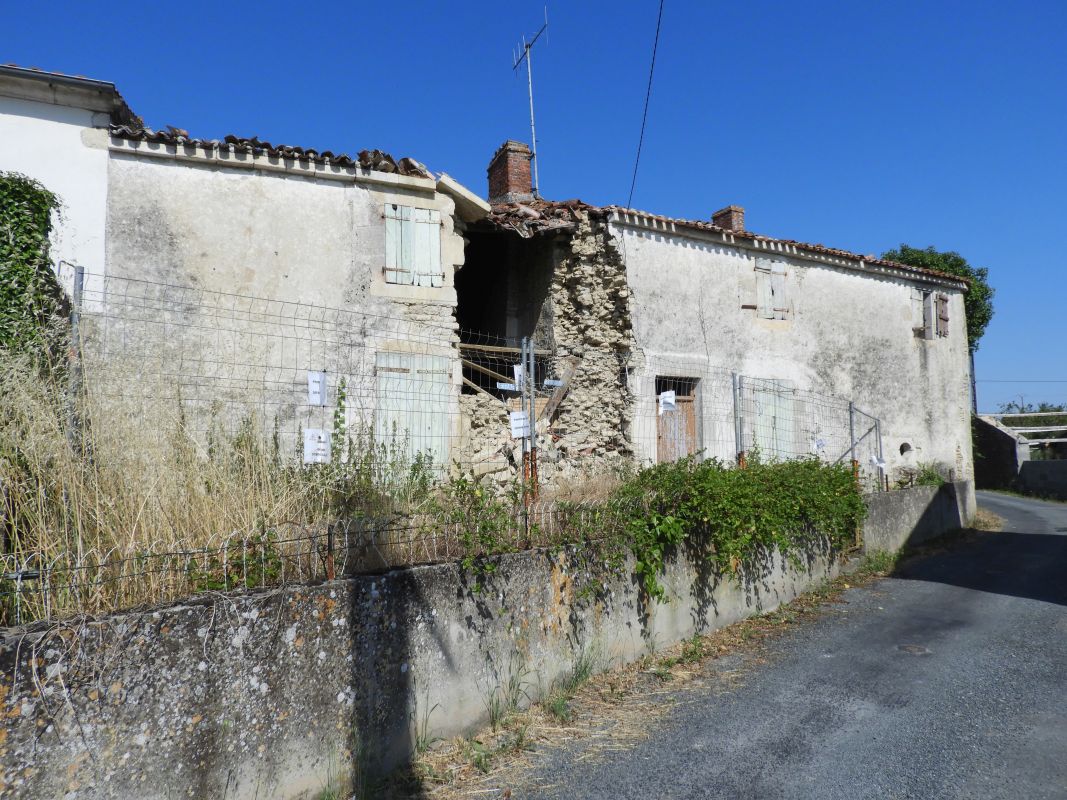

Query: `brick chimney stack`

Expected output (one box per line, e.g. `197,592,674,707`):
712,205,745,232
487,140,534,205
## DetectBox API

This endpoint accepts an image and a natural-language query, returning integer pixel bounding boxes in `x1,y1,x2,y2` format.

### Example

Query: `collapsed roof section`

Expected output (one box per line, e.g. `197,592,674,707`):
485,198,602,238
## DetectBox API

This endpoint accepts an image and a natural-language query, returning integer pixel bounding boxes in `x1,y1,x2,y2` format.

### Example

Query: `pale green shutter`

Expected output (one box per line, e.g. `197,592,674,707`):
412,208,442,288
375,352,451,467
384,205,403,284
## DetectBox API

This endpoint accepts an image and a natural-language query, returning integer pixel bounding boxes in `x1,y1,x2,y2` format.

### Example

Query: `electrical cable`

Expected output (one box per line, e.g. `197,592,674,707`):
626,0,665,210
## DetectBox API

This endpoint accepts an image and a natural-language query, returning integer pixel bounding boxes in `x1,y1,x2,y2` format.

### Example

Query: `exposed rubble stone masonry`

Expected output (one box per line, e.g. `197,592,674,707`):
538,208,636,488
456,200,637,491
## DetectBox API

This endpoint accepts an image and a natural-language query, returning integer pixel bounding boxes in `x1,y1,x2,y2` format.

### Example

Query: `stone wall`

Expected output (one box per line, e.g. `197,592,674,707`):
862,480,976,553
611,214,974,480
1017,460,1067,501
0,482,977,798
536,211,637,489
1,539,840,799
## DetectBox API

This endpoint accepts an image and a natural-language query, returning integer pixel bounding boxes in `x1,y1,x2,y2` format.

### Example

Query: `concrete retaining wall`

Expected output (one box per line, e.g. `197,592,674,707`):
1,481,975,798
973,415,1030,489
1017,460,1067,501
0,543,839,799
861,480,976,553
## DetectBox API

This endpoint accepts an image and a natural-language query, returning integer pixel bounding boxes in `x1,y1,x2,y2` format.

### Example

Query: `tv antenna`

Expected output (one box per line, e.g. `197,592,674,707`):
513,8,548,198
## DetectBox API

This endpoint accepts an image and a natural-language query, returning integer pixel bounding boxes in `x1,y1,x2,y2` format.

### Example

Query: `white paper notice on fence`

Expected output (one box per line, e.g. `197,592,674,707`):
658,390,677,415
509,410,530,439
512,364,525,388
303,428,331,464
307,371,328,407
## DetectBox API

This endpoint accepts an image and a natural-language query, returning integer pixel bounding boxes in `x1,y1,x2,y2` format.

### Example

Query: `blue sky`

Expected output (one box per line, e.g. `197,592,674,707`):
7,1,1065,410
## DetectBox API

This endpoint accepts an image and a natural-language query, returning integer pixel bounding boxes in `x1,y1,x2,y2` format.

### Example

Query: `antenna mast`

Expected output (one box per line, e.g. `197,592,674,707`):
513,8,548,198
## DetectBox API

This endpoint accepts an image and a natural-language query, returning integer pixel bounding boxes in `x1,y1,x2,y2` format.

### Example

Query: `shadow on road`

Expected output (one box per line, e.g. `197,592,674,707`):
892,528,1067,607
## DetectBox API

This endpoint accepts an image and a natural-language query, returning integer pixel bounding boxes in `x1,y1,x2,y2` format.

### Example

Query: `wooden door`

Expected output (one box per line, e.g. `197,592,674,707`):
657,389,697,463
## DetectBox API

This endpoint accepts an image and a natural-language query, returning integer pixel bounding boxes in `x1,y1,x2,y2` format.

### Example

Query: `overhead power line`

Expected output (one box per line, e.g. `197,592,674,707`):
626,0,665,210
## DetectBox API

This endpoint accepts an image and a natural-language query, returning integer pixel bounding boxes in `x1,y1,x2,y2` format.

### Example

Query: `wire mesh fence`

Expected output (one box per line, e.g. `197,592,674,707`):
0,267,886,624
0,502,632,626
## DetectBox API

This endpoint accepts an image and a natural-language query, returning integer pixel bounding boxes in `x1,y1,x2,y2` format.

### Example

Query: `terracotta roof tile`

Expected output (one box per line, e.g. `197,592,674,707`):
485,197,967,288
109,125,432,178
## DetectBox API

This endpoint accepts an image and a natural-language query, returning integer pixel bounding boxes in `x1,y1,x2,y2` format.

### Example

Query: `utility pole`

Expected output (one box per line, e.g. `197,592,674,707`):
513,8,548,198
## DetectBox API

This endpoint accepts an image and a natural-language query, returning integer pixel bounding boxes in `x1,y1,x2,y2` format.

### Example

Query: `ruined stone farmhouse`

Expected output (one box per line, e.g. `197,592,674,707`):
1,66,974,487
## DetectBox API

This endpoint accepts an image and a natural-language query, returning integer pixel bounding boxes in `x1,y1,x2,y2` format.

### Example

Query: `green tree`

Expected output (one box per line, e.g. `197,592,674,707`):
0,171,65,357
882,244,994,353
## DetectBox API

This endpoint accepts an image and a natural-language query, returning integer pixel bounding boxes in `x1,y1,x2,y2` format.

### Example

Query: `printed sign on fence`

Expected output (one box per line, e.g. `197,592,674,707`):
307,371,328,407
303,428,331,464
509,410,530,439
658,390,677,415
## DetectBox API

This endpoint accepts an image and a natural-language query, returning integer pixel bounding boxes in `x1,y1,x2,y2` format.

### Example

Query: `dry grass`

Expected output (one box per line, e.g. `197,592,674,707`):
973,506,1004,532
0,352,431,623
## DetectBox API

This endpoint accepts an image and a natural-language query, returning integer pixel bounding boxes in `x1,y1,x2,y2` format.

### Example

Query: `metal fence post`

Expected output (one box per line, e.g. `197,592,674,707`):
732,373,744,467
876,418,888,492
527,334,538,500
848,401,857,465
67,265,85,451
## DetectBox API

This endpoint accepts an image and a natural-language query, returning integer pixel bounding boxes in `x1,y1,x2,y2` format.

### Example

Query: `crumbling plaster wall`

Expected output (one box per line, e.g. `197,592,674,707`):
98,148,463,458
611,221,974,480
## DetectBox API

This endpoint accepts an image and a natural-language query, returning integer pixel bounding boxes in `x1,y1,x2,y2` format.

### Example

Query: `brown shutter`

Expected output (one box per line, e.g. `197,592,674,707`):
936,294,949,337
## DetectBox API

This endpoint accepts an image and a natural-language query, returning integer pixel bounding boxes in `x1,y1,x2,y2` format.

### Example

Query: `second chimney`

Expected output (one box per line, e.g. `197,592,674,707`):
712,205,745,232
487,140,534,205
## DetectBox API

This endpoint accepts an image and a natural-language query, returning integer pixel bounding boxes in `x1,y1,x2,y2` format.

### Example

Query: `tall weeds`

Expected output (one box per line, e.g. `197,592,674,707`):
0,349,433,623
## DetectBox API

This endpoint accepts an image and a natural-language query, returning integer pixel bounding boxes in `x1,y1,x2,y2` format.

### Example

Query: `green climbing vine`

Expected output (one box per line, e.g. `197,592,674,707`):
0,171,65,357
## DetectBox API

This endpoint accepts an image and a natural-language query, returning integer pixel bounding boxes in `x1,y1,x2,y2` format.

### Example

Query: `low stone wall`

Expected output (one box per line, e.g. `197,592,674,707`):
861,480,976,553
1017,460,1067,501
1,481,976,799
1,541,839,799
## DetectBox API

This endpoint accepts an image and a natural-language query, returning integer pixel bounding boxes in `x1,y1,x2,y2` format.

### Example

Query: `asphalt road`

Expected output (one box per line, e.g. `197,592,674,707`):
516,491,1067,800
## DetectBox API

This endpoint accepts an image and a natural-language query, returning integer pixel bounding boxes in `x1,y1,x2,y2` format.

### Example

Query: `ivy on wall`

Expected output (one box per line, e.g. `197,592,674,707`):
0,171,65,356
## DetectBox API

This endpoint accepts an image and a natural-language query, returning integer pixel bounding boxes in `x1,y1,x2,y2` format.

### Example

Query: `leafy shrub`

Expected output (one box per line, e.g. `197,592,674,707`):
894,461,946,489
613,455,866,599
0,172,65,357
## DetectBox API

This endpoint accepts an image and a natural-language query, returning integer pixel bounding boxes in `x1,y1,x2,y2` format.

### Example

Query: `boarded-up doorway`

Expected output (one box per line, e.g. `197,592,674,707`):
656,376,699,463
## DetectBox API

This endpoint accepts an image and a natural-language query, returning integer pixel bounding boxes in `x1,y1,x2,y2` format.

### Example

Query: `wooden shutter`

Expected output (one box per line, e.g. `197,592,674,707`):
751,379,796,460
375,352,451,467
384,205,405,284
755,262,773,319
922,292,935,340
936,294,949,337
770,262,789,320
412,208,442,288
385,205,441,287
